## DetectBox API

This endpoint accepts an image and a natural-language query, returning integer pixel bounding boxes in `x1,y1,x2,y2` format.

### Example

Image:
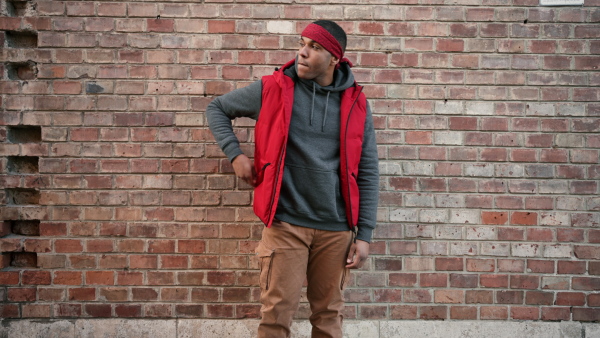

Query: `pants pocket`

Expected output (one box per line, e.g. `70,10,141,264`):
256,241,275,290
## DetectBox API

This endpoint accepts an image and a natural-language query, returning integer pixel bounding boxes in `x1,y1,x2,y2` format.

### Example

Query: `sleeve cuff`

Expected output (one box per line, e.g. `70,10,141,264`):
223,144,243,163
356,226,374,243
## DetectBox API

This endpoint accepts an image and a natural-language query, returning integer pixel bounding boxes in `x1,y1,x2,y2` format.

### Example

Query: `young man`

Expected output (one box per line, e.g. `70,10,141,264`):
207,20,379,338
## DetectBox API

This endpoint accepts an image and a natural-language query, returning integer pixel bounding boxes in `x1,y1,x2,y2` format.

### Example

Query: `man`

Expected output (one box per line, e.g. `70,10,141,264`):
206,20,379,338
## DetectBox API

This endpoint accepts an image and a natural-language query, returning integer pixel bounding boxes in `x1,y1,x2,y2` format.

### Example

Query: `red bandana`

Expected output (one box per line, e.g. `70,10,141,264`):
301,23,353,68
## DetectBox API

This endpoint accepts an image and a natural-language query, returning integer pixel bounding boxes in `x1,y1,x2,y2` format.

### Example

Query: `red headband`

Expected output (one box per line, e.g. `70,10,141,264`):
301,23,344,60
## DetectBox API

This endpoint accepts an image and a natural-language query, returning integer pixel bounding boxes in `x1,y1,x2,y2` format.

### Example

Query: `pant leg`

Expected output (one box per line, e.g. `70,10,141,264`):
257,220,313,338
306,229,353,338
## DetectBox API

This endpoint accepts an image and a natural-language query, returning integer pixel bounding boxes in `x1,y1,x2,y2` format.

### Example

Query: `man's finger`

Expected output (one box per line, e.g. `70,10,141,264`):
346,243,356,264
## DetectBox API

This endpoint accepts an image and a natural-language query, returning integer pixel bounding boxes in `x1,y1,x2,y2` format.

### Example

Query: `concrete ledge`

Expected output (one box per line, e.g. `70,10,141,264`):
1,319,599,337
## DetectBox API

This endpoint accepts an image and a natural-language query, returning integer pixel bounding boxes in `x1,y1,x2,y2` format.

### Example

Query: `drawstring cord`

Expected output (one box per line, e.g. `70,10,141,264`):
309,83,316,126
322,91,330,132
308,81,331,132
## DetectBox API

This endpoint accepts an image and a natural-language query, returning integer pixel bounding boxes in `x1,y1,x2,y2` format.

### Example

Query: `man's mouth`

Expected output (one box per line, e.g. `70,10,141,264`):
298,62,309,68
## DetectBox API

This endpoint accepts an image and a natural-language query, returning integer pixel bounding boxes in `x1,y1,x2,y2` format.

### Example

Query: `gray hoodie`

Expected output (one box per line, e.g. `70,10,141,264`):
206,60,379,242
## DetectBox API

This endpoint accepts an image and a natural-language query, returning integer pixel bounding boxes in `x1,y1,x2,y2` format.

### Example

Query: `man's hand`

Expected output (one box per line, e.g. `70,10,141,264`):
232,154,257,187
345,239,369,269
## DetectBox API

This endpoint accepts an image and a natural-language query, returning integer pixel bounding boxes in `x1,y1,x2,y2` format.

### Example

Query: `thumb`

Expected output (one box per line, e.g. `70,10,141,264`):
346,243,356,263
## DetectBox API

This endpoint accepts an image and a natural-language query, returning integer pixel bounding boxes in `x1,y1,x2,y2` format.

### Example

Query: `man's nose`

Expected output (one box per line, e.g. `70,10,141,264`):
299,45,308,57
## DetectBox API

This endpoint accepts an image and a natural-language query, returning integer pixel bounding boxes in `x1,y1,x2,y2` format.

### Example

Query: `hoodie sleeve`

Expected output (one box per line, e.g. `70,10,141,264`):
355,102,380,243
206,80,263,162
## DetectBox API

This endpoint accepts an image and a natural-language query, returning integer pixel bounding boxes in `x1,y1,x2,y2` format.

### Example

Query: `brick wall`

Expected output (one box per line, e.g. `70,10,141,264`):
1,0,599,322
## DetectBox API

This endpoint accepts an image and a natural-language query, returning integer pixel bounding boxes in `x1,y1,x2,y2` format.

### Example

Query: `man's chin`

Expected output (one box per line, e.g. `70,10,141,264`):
297,72,313,81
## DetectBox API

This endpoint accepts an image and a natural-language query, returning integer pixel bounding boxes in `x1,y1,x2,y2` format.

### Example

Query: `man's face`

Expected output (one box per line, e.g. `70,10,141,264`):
296,37,339,85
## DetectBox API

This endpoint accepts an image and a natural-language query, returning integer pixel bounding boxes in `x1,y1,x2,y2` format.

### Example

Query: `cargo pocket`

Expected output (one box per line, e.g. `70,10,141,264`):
256,241,275,291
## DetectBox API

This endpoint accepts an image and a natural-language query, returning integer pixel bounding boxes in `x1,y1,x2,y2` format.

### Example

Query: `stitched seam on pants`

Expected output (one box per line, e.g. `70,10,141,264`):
340,268,348,290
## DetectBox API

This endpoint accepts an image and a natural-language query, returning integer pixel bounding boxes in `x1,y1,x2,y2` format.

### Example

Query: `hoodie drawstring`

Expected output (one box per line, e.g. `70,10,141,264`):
322,91,330,132
310,83,316,127
308,78,333,132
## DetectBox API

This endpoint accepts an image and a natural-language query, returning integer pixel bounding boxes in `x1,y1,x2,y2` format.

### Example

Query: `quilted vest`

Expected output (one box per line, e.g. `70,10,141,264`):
253,59,368,229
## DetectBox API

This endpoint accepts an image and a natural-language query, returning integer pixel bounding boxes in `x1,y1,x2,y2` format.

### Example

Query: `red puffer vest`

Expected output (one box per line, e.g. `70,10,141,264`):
253,59,368,229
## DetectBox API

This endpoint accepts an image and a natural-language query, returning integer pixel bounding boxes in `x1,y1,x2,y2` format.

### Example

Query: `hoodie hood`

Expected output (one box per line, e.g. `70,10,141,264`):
280,57,356,131
282,57,355,92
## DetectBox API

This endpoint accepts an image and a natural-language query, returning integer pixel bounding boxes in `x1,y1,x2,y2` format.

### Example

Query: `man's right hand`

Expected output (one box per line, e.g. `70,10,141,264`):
232,154,257,187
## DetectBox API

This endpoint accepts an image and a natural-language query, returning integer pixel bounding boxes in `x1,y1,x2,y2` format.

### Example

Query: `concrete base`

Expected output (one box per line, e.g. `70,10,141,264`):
1,319,599,337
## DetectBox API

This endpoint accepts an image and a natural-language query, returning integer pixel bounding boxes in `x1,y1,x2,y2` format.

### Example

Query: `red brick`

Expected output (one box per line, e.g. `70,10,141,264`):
69,288,95,301
466,259,494,272
420,306,447,320
86,271,114,285
405,131,432,145
450,306,477,320
527,228,553,242
435,258,463,271
511,212,537,225
208,20,235,33
53,271,82,285
556,261,585,274
481,211,508,225
178,240,206,253
0,271,20,285
358,22,384,35
511,275,540,289
498,259,523,273
206,304,234,318
390,305,418,319
22,271,51,285
132,288,158,301
115,304,142,318
434,290,463,303
147,271,175,285
588,294,600,307
85,304,112,317
557,229,584,243
526,291,554,305
556,292,586,306
526,260,554,274
8,288,36,302
389,273,417,287
497,290,523,304
481,306,508,320
130,255,158,269
573,277,600,291
99,287,127,302
573,308,600,322
22,304,51,318
481,274,508,288
511,307,540,320
176,304,205,318
420,273,447,287
450,274,478,288
541,307,570,321
404,289,432,303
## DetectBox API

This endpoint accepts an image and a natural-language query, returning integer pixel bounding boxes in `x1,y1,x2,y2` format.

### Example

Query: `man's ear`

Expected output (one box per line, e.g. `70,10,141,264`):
330,56,340,66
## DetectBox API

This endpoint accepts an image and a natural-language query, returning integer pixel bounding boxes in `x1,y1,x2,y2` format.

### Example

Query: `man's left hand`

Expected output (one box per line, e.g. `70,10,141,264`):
345,239,369,269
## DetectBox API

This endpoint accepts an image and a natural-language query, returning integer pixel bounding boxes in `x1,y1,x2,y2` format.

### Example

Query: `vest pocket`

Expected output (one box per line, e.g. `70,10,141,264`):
255,162,271,186
256,241,275,290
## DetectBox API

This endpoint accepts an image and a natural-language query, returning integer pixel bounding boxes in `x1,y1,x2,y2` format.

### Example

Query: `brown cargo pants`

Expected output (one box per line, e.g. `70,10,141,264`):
256,219,353,338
